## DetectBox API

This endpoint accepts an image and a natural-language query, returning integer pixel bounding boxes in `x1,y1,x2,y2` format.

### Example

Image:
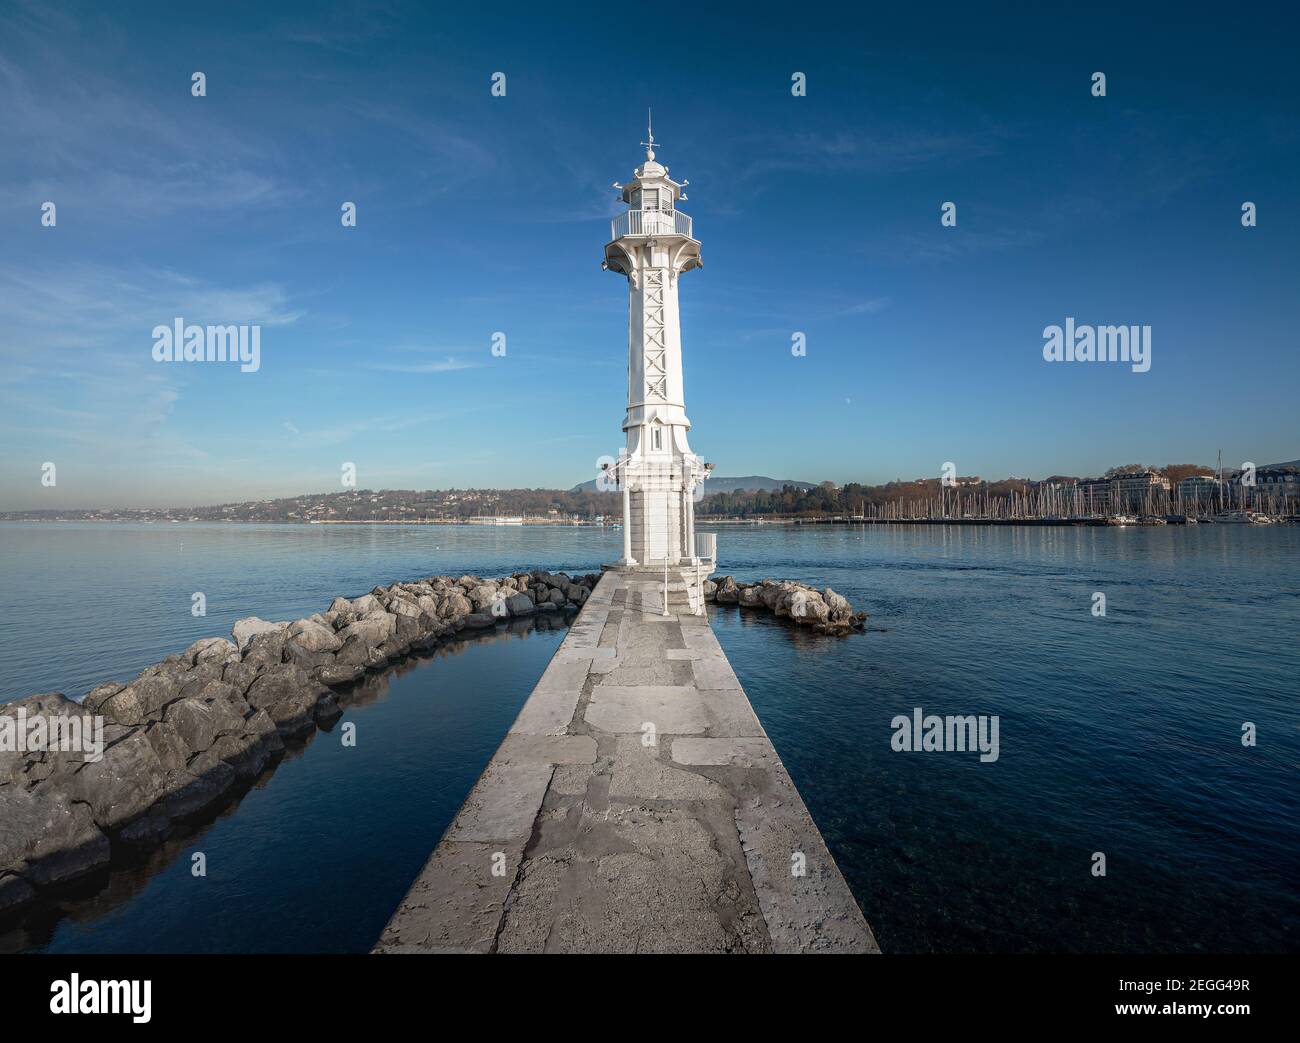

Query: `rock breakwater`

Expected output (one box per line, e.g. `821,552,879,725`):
0,570,598,919
704,576,866,634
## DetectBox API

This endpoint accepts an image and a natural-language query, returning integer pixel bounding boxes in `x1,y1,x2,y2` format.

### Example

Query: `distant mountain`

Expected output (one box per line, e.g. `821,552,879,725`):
571,475,816,497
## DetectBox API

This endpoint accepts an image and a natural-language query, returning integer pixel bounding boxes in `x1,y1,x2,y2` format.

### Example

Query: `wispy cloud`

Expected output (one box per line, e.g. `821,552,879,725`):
0,28,290,219
0,261,303,509
0,263,302,361
367,356,481,374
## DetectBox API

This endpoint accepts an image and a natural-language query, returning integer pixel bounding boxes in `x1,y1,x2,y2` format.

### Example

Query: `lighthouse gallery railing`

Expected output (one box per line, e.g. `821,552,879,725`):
610,209,693,240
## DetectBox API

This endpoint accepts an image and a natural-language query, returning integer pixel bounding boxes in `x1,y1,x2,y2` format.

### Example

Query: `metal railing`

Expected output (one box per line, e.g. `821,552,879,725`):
689,532,716,617
610,209,693,241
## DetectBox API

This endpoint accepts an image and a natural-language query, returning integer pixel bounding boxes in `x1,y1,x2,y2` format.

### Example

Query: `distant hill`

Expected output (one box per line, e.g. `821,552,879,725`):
571,475,816,497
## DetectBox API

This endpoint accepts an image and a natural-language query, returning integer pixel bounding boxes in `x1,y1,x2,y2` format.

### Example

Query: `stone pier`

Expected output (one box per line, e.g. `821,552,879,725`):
374,570,878,954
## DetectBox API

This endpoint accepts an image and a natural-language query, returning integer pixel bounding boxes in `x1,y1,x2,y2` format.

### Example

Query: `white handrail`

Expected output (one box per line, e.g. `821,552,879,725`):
611,209,693,241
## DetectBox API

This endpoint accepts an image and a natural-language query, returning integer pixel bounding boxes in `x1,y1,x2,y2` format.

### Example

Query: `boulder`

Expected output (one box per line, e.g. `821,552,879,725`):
115,761,237,846
317,660,366,687
760,583,787,612
99,672,184,727
333,634,373,666
183,637,238,665
387,598,422,620
330,609,357,630
205,713,283,779
440,591,471,619
783,589,830,624
4,690,82,717
242,629,289,667
163,688,248,755
393,614,421,647
506,593,535,617
176,661,227,696
287,618,344,653
64,728,171,830
350,594,381,616
231,617,289,650
823,587,854,623
0,693,93,785
333,634,387,674
221,659,264,696
336,612,397,650
283,645,332,678
0,784,110,893
81,682,125,712
244,664,325,736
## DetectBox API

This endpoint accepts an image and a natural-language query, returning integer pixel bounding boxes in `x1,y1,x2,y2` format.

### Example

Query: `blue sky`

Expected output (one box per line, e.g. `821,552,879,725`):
2,0,1296,509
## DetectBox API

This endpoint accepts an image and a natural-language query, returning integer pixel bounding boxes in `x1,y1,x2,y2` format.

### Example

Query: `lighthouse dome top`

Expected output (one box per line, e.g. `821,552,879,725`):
636,150,667,177
618,111,685,205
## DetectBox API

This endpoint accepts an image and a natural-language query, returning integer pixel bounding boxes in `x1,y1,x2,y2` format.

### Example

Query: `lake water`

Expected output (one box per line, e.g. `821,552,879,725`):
1,522,1297,953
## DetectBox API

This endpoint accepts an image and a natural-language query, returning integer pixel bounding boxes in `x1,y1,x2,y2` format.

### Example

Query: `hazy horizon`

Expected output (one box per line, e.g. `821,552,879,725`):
3,1,1297,511
8,456,1298,516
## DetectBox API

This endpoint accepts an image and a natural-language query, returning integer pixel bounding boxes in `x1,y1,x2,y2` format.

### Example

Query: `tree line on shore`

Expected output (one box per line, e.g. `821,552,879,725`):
1,464,1221,523
700,465,1215,519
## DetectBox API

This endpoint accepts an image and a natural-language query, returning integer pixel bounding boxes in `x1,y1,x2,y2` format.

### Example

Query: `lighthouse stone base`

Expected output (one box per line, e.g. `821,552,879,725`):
374,569,877,954
603,557,716,619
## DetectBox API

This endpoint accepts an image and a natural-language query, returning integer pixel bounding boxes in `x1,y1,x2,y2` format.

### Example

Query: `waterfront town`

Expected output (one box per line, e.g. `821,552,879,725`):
4,462,1297,525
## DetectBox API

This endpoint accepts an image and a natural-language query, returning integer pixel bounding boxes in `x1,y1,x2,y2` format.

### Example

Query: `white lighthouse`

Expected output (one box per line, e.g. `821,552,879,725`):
602,118,714,584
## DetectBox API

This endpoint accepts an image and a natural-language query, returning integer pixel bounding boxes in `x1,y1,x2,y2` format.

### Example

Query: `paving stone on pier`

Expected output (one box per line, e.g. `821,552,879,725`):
507,658,591,736
672,736,776,768
586,684,708,734
609,735,729,801
443,734,597,844
372,839,525,954
375,569,878,954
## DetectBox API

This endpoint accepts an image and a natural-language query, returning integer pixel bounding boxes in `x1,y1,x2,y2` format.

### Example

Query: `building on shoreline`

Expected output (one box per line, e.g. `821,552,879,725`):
1231,464,1300,504
1177,474,1223,512
1077,470,1171,514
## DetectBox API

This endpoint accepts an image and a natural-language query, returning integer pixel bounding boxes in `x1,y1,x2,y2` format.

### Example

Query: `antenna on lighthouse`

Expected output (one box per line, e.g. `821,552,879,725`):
640,108,658,160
